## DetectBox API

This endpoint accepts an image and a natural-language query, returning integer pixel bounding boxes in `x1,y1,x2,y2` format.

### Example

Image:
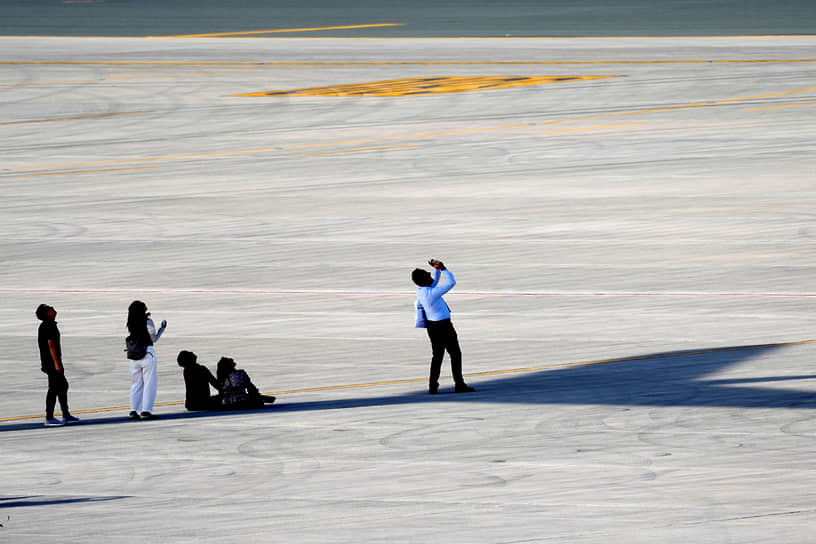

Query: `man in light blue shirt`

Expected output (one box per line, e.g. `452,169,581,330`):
413,259,475,395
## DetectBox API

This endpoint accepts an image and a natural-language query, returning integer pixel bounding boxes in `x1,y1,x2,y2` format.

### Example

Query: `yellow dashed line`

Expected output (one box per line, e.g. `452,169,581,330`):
4,35,816,40
538,121,645,135
17,166,162,178
297,144,422,156
12,85,816,173
0,111,149,126
533,85,816,126
105,69,261,81
744,100,816,111
150,23,404,39
0,78,96,88
283,124,532,151
105,69,174,75
716,87,816,104
12,126,525,173
3,339,813,423
13,148,282,172
0,70,261,88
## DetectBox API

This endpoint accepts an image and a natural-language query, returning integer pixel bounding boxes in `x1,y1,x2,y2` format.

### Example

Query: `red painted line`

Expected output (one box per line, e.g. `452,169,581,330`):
464,291,816,298
2,288,816,298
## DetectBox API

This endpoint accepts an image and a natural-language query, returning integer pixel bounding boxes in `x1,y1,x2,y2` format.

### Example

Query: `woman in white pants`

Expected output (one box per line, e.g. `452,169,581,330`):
126,300,166,420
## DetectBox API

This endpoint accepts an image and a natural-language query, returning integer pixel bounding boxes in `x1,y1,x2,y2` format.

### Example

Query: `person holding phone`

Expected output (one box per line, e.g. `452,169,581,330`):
412,259,475,395
126,300,166,420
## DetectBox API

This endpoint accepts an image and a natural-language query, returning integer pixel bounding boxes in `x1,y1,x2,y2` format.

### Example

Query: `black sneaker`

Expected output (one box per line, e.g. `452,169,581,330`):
429,384,439,395
128,411,141,420
454,384,475,393
140,412,158,420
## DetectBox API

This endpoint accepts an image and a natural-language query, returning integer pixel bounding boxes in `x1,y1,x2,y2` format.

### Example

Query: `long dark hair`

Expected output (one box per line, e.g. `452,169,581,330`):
127,300,151,345
216,357,236,384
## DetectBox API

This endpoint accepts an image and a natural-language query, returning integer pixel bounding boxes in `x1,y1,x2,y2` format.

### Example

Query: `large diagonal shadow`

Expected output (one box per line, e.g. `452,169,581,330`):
0,496,128,509
2,342,814,433
271,342,816,412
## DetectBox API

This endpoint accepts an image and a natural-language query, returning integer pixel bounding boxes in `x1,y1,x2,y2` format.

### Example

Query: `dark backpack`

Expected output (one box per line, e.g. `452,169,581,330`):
124,335,147,360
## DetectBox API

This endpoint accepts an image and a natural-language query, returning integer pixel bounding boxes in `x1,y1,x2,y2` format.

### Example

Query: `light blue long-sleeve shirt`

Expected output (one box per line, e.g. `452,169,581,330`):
147,318,165,344
416,268,455,322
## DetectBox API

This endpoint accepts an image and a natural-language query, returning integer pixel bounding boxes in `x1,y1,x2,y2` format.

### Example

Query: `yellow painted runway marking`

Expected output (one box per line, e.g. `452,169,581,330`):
297,144,421,156
538,121,645,135
0,78,96,88
236,75,615,97
12,85,816,173
13,148,283,172
282,123,533,152
2,339,813,423
10,125,538,173
105,69,173,75
0,110,149,126
535,103,712,125
17,165,162,178
744,100,816,111
4,35,815,40
716,87,816,104
107,69,262,80
150,23,404,39
534,85,816,126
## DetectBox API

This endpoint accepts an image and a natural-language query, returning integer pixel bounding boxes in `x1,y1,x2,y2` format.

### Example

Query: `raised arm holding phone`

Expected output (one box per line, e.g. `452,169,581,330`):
412,259,474,395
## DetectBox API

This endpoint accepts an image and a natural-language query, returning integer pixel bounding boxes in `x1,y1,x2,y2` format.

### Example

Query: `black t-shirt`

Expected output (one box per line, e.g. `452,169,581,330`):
184,363,218,409
38,319,62,373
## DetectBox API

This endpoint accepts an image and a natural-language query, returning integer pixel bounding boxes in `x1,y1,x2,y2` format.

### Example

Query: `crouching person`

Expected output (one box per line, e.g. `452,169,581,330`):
216,357,276,410
177,350,222,411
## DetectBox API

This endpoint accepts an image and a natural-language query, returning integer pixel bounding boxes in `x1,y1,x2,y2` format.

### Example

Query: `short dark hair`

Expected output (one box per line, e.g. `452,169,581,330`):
412,268,427,286
35,304,52,320
177,350,197,368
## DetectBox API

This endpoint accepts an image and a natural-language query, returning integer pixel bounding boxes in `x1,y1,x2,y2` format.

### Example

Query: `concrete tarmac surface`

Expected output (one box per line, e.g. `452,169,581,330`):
2,36,816,543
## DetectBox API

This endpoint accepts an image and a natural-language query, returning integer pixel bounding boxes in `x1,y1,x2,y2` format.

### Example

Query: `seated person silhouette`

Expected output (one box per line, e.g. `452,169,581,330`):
177,350,221,411
216,357,276,410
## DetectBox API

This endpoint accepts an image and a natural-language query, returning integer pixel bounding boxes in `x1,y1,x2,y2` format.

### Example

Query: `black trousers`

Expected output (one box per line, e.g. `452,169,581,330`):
45,371,69,418
426,319,464,387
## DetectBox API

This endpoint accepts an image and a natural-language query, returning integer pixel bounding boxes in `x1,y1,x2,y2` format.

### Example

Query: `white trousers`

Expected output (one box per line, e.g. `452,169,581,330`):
130,347,157,413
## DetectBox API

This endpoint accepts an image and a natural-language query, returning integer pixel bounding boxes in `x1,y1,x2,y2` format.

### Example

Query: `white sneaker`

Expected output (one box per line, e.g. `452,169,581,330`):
44,417,64,427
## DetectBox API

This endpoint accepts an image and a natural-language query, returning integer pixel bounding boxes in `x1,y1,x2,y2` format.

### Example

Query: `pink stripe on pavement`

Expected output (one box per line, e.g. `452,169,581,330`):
2,288,816,298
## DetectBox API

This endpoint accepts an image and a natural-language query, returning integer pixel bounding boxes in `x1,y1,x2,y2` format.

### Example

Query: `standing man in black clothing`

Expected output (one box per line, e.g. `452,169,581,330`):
36,304,79,427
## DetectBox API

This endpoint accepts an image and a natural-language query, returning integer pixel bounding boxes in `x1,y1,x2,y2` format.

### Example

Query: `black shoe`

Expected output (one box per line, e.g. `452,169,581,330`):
429,384,439,395
128,411,141,420
454,384,475,393
140,412,158,420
